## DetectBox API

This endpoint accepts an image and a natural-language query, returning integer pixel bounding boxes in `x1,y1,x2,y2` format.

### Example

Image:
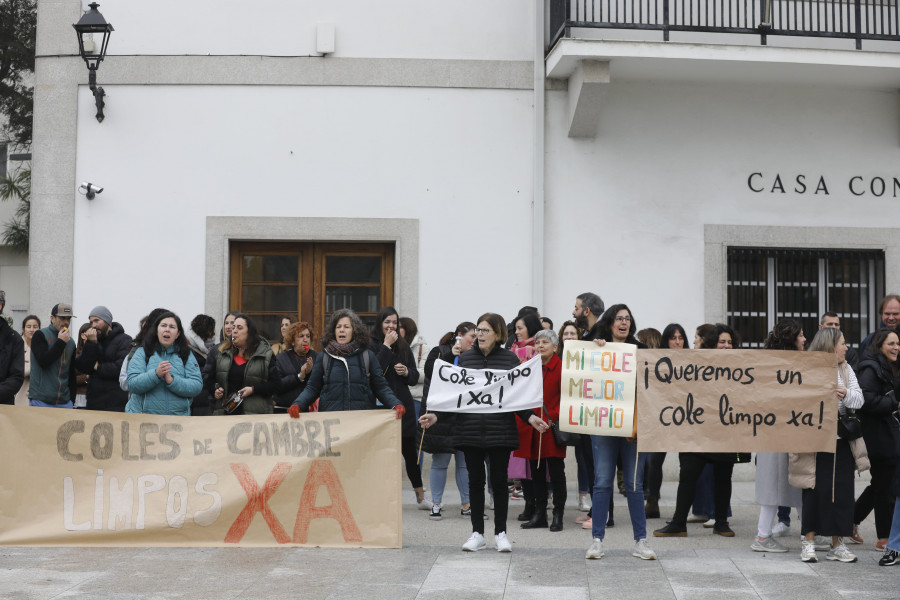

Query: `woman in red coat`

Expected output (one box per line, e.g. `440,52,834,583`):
517,329,568,531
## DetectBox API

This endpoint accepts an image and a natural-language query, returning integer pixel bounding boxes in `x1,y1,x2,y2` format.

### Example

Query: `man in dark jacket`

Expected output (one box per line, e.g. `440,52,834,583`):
30,302,76,407
74,306,132,411
573,292,605,341
0,291,25,405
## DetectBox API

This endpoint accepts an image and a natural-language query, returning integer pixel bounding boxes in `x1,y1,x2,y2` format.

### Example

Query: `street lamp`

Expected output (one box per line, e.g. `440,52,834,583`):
73,3,114,123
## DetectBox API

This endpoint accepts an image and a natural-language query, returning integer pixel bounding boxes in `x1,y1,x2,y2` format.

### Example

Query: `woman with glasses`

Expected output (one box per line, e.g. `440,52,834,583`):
419,312,548,553
585,304,657,561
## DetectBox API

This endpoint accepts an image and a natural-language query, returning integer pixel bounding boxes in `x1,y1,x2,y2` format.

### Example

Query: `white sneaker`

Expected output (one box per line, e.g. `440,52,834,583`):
586,538,604,559
633,538,657,560
579,494,592,512
702,518,715,528
826,543,857,563
800,540,817,563
462,532,486,552
487,494,495,510
751,536,789,553
806,535,830,550
771,521,790,537
495,531,512,552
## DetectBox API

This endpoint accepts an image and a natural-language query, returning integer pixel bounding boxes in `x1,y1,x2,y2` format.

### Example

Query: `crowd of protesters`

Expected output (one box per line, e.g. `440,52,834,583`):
0,289,898,565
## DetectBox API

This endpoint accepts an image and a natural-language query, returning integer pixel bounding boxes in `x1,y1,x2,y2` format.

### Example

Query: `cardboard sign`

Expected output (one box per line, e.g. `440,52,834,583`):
636,349,837,453
559,341,638,437
426,355,543,413
0,406,401,547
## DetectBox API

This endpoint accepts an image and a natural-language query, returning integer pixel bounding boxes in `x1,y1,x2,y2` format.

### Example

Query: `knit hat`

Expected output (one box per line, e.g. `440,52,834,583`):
89,305,114,327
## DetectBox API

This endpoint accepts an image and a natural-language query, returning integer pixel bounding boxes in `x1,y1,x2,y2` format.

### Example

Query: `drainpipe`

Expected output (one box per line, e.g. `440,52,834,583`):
533,0,546,312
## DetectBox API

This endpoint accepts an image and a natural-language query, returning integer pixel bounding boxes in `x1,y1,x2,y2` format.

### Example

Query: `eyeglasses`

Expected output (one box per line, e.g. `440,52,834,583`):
475,328,493,335
614,316,632,323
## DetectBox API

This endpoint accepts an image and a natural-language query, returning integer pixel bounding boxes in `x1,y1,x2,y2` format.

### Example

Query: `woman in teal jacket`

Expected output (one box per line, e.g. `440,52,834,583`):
126,312,203,416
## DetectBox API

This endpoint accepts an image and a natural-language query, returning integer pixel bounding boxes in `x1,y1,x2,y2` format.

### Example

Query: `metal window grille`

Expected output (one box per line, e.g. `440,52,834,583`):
726,247,885,348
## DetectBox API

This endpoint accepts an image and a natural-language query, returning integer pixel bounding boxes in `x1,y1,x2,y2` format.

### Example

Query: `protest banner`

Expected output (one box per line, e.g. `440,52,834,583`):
636,349,837,453
559,340,638,437
0,406,401,547
426,355,543,413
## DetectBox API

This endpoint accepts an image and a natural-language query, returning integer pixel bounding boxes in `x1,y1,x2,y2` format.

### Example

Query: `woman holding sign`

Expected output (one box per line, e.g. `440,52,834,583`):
584,304,658,561
419,312,548,553
791,327,865,564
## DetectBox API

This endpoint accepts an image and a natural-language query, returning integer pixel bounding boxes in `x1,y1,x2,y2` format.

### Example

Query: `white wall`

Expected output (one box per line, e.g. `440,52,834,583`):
541,81,900,334
72,84,534,341
88,0,534,61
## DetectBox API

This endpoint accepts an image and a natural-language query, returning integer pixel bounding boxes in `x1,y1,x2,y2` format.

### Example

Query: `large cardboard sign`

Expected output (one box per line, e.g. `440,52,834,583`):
636,349,837,453
427,355,543,413
559,341,638,437
0,406,401,547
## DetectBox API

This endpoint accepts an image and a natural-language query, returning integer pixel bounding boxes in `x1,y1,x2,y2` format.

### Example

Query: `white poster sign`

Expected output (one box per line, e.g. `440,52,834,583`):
426,355,543,413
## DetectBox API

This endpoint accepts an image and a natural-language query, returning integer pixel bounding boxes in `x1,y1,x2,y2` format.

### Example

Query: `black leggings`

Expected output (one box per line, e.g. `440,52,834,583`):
463,447,512,535
671,453,734,526
530,457,567,512
401,436,423,489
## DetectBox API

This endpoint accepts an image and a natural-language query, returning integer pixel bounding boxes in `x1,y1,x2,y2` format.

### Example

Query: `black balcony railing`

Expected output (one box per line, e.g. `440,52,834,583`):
549,0,900,50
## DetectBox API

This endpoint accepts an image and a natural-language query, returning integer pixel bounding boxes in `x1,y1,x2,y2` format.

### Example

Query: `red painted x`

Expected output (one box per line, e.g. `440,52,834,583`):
225,462,292,543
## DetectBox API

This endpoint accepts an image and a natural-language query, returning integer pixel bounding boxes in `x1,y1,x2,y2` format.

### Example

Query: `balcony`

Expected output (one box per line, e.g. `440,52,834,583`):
549,0,900,50
547,0,900,137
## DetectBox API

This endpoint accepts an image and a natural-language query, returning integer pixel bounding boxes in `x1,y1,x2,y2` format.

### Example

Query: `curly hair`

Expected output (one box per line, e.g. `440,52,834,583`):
284,321,312,351
703,323,742,349
322,309,370,347
763,318,803,351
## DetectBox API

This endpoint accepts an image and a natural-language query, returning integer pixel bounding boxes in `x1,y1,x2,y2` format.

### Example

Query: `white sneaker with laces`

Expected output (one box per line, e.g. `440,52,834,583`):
495,531,512,552
813,535,831,550
462,532,486,552
633,538,657,560
826,543,857,563
579,494,592,512
586,538,604,559
800,540,817,563
771,521,790,537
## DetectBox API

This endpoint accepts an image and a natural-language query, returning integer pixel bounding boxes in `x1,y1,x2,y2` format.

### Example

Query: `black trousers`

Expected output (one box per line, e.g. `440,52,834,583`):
645,452,666,499
463,447,512,535
530,457,567,512
853,460,897,539
671,453,734,526
401,436,423,489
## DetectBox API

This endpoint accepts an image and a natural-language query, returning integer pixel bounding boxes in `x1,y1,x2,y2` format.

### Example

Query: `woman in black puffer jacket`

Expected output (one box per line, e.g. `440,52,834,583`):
853,328,900,548
419,312,547,553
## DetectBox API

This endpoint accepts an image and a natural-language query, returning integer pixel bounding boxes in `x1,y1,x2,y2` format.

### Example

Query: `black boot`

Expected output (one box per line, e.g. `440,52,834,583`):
645,496,660,519
517,499,535,522
549,508,564,532
521,505,548,529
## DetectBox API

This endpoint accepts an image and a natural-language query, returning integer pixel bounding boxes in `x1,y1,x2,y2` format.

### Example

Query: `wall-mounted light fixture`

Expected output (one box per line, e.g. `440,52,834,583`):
73,2,114,123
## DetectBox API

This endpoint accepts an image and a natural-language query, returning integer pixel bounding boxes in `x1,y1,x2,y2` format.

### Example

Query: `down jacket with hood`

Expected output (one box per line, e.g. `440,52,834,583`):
125,346,203,415
292,345,400,412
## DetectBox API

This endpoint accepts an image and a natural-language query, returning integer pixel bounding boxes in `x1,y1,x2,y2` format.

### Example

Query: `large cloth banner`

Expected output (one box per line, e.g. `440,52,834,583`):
559,341,638,437
426,355,543,413
636,349,837,453
0,406,401,547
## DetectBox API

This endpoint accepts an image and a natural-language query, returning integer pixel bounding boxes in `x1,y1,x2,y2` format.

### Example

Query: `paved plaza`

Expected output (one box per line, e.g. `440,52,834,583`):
0,479,895,599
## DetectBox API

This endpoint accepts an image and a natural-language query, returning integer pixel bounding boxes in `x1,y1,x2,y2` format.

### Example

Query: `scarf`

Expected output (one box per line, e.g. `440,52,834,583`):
326,340,360,357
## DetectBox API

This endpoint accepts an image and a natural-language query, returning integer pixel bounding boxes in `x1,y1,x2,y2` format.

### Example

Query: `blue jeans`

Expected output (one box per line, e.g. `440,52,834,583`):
429,451,469,505
590,435,647,540
888,498,900,553
30,399,73,409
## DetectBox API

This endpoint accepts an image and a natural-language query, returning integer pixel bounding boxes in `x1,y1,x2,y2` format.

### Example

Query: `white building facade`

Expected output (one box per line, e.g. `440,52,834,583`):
30,0,900,347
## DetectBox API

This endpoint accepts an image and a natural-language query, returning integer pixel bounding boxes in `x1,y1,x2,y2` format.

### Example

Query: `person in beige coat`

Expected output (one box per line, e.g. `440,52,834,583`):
788,328,869,564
